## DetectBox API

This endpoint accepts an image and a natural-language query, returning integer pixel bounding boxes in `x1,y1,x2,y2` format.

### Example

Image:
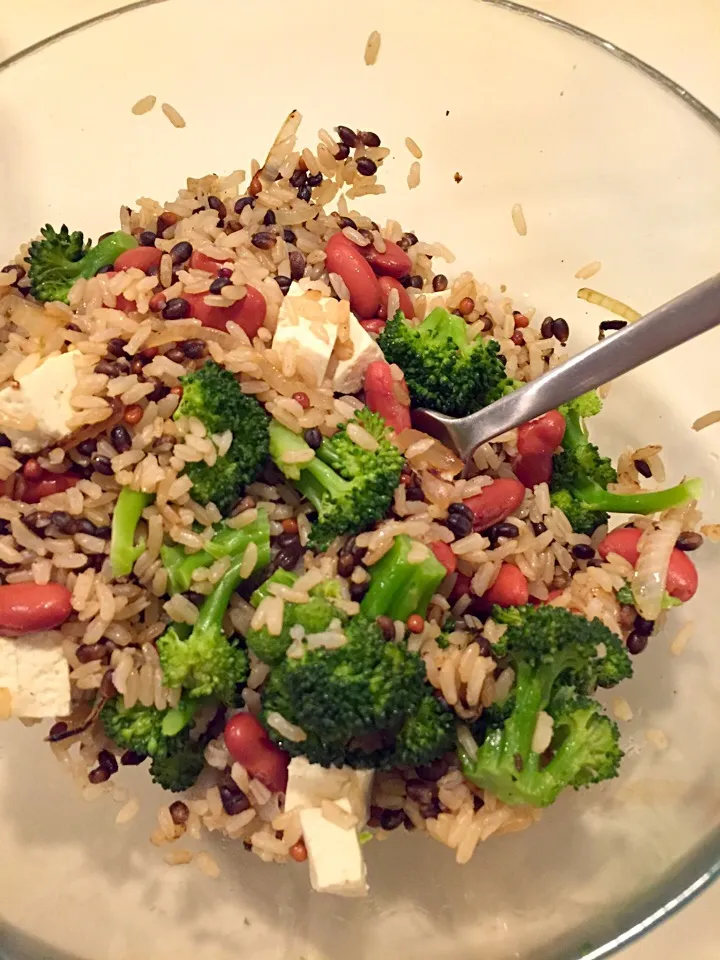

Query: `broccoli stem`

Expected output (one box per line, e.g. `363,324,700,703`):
269,422,349,503
509,663,548,760
110,488,153,577
81,231,138,277
297,456,349,506
160,699,197,737
196,550,249,630
161,512,270,594
250,569,297,607
361,535,447,621
575,476,702,516
561,406,701,517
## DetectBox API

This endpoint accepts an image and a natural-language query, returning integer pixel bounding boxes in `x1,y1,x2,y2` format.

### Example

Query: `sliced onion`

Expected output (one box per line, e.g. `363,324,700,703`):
457,724,478,761
419,469,456,507
395,428,462,475
632,506,687,620
60,397,124,451
260,110,302,185
577,287,641,322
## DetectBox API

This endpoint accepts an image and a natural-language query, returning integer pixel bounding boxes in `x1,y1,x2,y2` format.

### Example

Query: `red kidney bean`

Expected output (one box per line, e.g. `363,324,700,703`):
325,232,380,319
361,239,412,279
113,247,163,272
482,563,529,607
0,582,73,634
2,470,81,504
189,250,231,275
149,293,166,313
97,272,136,313
463,478,525,532
449,571,472,605
513,410,566,488
513,452,553,488
598,526,699,602
430,541,457,575
363,360,411,433
184,285,266,337
517,411,566,456
376,276,414,321
224,712,289,793
360,318,386,337
598,527,642,566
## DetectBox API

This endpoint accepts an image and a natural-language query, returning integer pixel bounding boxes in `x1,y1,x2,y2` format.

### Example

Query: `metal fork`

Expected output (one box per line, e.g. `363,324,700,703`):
411,273,720,462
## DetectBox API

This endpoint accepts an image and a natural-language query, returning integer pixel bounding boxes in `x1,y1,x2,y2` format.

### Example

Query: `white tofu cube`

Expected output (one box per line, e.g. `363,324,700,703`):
299,799,369,898
0,351,79,454
272,286,342,387
331,314,383,395
0,633,71,718
285,756,374,825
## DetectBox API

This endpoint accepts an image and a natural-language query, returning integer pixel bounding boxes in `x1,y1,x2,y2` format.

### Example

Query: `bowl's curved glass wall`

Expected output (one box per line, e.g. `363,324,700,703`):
0,2,719,958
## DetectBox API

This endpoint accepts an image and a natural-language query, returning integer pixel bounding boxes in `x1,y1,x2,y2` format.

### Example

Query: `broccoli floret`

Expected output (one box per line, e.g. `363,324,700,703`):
109,488,153,578
550,400,702,535
26,225,138,303
161,511,270,595
360,534,447,621
269,408,403,551
101,697,197,755
262,612,454,769
389,695,456,768
173,361,269,514
101,697,208,793
492,603,633,690
158,550,253,704
149,740,207,793
378,307,510,417
458,604,631,807
249,569,297,607
558,390,603,420
247,572,348,665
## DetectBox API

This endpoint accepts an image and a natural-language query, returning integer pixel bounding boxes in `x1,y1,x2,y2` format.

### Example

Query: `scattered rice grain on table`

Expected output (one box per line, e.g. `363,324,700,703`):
574,260,602,280
131,95,157,116
511,203,527,236
364,30,381,65
161,102,186,129
405,137,423,159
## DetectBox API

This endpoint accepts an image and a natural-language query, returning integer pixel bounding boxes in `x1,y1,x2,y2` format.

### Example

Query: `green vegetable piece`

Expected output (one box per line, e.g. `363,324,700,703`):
269,408,403,550
360,535,447,621
377,307,512,417
157,550,252,703
150,740,206,793
246,575,346,666
101,696,209,793
262,613,454,769
551,399,702,535
250,569,297,607
173,361,269,514
458,604,631,807
26,225,137,303
161,511,270,595
110,488,153,578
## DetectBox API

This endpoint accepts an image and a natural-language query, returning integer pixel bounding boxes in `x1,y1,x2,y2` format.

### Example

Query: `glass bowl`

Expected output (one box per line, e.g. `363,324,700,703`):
1,2,719,958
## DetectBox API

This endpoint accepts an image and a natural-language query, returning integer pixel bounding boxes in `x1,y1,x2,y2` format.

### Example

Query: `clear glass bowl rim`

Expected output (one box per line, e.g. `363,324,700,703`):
0,3,718,959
